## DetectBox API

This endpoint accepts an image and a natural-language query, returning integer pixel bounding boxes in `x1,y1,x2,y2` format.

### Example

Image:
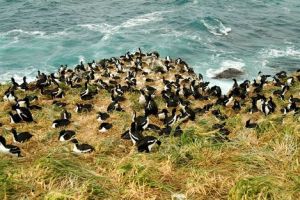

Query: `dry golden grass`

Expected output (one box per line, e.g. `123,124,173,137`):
0,67,299,200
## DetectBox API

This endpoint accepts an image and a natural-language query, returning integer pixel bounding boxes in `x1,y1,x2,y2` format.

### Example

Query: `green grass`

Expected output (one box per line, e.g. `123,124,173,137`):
229,176,279,200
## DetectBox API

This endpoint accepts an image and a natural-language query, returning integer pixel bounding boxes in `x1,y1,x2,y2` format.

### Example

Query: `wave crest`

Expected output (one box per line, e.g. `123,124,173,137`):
260,47,300,58
0,29,46,37
0,29,68,40
201,17,231,36
78,11,169,40
0,65,53,83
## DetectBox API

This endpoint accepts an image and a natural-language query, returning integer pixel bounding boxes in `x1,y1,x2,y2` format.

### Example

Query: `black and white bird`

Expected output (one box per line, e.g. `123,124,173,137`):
40,86,59,98
107,101,124,113
98,123,112,133
286,77,294,86
139,89,147,105
132,111,149,131
178,109,190,122
11,128,33,143
58,130,76,141
52,87,65,99
289,95,300,103
137,136,161,153
3,89,17,104
19,77,29,91
52,118,70,128
267,97,276,113
262,100,270,116
232,100,241,111
96,112,110,122
273,84,289,100
11,77,20,90
80,82,94,100
179,102,195,121
8,111,22,124
144,95,158,116
158,109,168,121
17,97,42,110
70,139,94,154
164,108,177,126
53,100,67,107
245,120,258,129
75,103,93,113
0,135,21,157
15,106,34,122
128,122,144,145
60,109,72,120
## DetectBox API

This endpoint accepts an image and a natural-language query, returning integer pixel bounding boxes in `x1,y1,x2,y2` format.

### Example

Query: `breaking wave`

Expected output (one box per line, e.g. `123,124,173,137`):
260,47,300,58
206,59,245,78
201,17,232,36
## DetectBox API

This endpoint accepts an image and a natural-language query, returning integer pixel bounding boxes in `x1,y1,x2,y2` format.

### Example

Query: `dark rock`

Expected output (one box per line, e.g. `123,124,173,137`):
213,68,244,79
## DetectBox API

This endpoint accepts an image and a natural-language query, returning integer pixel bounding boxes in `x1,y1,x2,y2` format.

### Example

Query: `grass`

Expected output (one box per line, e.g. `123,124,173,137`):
229,176,279,200
0,65,299,199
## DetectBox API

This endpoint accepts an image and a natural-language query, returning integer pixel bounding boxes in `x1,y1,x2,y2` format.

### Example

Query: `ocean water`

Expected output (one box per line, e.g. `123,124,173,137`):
0,0,300,91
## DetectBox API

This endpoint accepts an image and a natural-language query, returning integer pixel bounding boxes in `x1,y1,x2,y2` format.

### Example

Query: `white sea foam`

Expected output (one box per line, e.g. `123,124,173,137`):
206,59,245,78
78,55,85,64
260,47,300,58
0,29,69,40
121,11,164,28
193,63,237,93
78,23,113,34
0,66,48,83
160,28,203,42
201,18,231,36
207,78,235,94
79,11,170,41
4,29,46,37
1,36,20,46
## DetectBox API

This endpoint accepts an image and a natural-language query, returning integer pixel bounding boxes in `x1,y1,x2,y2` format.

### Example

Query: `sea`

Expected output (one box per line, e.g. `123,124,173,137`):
0,0,300,92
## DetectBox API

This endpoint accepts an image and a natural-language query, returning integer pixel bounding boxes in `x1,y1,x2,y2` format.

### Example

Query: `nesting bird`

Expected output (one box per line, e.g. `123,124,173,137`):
70,139,94,154
10,128,33,143
0,135,21,157
59,130,76,141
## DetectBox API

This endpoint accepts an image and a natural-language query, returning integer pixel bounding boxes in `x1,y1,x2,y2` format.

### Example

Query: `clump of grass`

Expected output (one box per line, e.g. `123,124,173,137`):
0,160,15,199
228,176,280,200
0,159,32,199
256,120,273,137
118,158,175,193
152,66,165,73
36,156,108,199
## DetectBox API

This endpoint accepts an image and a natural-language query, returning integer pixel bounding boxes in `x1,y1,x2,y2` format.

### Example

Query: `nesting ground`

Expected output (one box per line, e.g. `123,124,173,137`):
0,54,300,200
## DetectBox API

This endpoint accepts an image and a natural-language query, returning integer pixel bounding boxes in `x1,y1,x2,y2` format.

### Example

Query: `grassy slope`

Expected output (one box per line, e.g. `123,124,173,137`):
0,74,299,200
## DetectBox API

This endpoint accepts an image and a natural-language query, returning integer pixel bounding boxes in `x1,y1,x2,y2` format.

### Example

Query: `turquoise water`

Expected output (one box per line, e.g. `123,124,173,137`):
0,0,300,90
